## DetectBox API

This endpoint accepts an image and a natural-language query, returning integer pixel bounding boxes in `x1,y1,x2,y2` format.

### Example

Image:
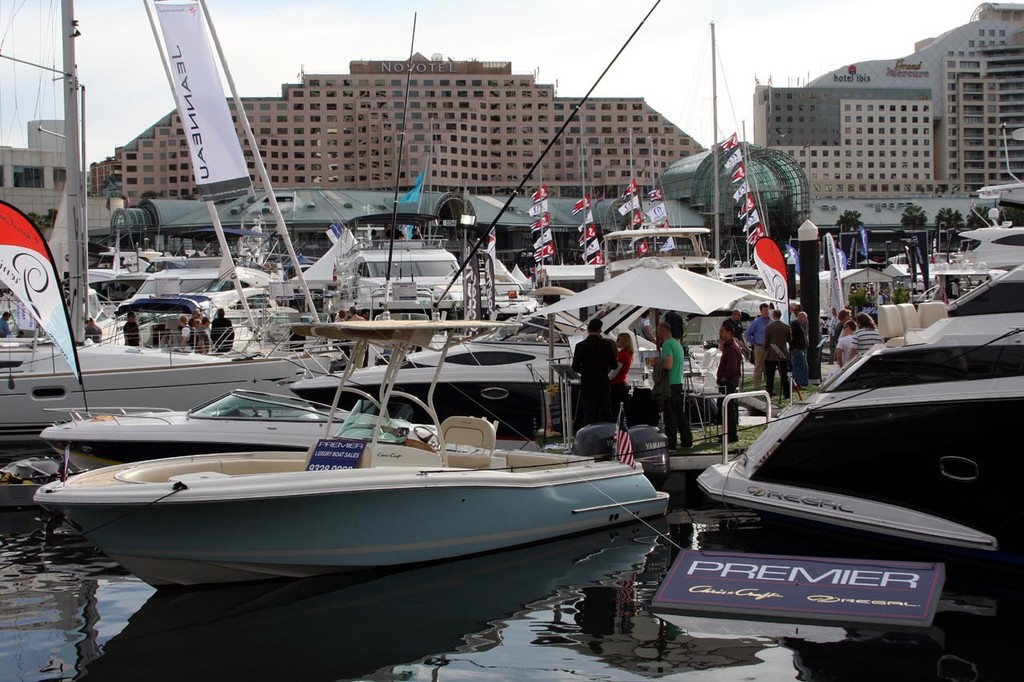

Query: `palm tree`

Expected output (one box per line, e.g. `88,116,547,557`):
900,203,928,228
934,207,964,230
836,210,861,231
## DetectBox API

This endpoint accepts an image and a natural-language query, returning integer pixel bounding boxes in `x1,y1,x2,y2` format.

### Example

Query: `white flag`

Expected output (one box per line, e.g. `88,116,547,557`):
155,1,252,201
724,149,743,170
533,228,553,249
528,199,549,218
659,237,676,252
584,238,600,257
618,195,640,215
646,203,667,223
744,209,761,231
732,181,750,202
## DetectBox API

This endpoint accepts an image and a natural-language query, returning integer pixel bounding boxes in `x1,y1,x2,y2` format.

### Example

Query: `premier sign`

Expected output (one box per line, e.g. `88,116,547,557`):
653,550,944,628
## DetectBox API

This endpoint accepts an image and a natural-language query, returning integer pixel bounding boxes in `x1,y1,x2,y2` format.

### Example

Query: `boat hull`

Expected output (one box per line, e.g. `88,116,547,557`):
38,458,668,586
1,351,306,440
698,461,1023,567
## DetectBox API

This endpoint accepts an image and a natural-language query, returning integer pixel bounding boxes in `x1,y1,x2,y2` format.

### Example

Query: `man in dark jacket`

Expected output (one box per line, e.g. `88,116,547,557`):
716,323,743,441
571,318,617,429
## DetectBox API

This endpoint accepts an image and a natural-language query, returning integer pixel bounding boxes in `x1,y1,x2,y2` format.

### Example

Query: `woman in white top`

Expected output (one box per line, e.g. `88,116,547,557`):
834,320,857,367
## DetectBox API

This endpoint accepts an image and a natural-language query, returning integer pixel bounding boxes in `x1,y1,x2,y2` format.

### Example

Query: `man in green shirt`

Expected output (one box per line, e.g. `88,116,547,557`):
658,321,691,450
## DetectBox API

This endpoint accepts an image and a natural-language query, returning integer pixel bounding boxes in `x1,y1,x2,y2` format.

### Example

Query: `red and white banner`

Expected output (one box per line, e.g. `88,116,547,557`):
571,195,590,215
730,164,746,183
531,184,549,203
155,1,252,201
530,213,551,230
753,237,789,310
719,132,739,151
747,224,767,244
647,188,663,201
0,200,81,379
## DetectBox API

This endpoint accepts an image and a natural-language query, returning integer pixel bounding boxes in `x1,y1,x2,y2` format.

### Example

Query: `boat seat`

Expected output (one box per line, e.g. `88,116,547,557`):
897,303,921,332
876,305,905,347
917,300,948,329
440,416,497,452
440,416,497,468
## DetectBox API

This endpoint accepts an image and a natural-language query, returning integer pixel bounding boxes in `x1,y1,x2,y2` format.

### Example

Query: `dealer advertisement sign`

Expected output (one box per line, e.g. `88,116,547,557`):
305,438,367,471
653,550,944,629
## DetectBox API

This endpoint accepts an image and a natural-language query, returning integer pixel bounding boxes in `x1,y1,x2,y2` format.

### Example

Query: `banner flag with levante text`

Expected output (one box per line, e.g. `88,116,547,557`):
154,1,252,201
0,200,81,380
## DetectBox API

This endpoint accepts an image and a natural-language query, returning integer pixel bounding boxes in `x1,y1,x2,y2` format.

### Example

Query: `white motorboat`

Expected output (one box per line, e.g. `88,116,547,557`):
959,225,1024,270
36,320,668,587
697,267,1024,568
39,389,342,469
0,340,311,441
289,318,562,444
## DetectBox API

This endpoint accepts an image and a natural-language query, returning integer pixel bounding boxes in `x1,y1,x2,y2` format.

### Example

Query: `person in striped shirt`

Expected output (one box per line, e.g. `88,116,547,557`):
850,313,883,360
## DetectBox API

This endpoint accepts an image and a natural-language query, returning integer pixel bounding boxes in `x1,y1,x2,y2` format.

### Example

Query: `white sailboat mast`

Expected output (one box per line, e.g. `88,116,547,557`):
62,0,87,343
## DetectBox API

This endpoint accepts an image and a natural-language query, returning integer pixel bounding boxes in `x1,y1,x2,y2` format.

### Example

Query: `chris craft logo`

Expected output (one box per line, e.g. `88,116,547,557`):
887,59,929,78
834,64,871,83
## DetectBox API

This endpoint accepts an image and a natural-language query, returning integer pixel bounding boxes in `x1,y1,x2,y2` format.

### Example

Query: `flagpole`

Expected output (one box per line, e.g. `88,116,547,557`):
711,21,721,262
145,0,256,330
197,0,319,321
382,13,418,319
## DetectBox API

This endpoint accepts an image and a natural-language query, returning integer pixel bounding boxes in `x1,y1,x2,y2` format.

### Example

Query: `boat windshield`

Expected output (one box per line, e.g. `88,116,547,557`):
189,392,330,422
333,398,418,444
824,343,1024,392
364,260,457,278
476,319,560,344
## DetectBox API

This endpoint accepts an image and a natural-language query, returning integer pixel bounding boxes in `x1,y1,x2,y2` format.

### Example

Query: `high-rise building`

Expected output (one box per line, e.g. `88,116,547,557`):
113,54,702,204
753,5,1024,200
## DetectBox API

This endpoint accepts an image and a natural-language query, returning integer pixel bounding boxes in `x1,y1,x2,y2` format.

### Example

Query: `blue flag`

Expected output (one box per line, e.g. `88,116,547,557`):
400,170,425,204
784,242,800,275
858,225,869,259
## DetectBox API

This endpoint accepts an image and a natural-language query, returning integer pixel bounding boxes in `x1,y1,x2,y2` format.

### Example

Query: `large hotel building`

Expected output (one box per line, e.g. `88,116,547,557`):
112,54,701,203
754,3,1024,200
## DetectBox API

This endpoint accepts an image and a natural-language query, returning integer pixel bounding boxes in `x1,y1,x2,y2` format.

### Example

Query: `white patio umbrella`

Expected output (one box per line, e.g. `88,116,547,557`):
531,258,769,318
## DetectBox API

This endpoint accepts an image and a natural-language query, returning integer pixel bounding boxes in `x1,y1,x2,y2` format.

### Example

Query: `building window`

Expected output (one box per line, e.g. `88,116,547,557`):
13,166,44,188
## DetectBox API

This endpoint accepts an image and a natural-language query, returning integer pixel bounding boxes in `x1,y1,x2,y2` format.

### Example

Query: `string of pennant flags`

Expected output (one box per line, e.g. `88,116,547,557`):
719,132,768,245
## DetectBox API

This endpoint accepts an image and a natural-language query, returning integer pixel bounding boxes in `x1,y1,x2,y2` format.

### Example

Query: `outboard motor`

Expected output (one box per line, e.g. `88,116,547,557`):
572,423,669,489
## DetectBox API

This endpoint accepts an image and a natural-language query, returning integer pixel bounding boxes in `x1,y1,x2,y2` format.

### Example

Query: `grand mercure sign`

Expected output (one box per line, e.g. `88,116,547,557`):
652,550,944,629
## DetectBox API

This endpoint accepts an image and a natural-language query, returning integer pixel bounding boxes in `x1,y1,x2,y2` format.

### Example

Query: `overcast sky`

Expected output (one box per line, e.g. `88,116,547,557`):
0,0,978,167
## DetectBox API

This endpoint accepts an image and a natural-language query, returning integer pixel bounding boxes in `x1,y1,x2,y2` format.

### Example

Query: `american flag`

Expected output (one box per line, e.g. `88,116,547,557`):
614,406,635,469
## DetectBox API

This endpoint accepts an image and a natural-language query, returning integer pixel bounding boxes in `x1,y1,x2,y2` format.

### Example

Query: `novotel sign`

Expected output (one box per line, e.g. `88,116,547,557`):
652,550,944,628
380,62,457,73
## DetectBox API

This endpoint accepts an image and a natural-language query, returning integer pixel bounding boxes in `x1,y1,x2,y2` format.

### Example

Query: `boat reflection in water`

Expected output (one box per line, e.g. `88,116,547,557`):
72,518,807,681
5,498,1024,680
